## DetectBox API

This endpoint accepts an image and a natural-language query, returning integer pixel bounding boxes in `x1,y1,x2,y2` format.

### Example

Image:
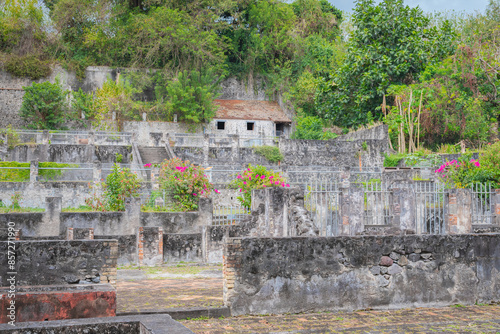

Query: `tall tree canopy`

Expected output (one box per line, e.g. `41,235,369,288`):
316,0,455,128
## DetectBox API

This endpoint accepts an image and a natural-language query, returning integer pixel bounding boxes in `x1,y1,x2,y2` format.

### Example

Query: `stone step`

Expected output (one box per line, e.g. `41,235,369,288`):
138,147,169,164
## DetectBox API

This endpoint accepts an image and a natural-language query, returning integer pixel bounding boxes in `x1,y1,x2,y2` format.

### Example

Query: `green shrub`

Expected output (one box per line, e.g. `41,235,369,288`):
20,81,68,130
253,146,283,163
383,153,405,167
5,55,51,80
0,126,21,149
230,165,289,208
291,116,338,140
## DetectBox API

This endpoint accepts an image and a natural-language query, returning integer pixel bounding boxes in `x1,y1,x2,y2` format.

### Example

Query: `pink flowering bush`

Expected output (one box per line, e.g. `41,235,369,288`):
434,155,498,188
158,158,217,211
230,164,289,208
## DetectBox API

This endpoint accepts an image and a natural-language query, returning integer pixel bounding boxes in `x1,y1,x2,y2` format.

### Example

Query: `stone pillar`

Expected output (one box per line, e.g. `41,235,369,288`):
391,181,416,232
447,189,472,234
340,185,364,236
42,197,62,237
230,134,239,163
89,131,95,145
136,227,144,266
123,197,141,235
93,161,102,183
30,160,38,183
495,189,500,225
151,166,160,190
42,130,49,145
0,132,7,160
223,238,241,306
203,133,210,165
136,227,163,266
66,227,74,240
195,197,213,230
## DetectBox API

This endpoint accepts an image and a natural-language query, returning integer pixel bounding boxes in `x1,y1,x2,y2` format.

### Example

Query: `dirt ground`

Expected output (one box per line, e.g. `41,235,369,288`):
117,265,500,333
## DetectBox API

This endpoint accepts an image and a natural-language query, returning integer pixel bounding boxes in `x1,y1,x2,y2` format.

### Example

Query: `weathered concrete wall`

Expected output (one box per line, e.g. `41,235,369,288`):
163,233,203,263
0,66,154,129
219,77,266,100
279,138,388,167
0,239,118,286
6,144,132,163
0,182,92,208
337,124,389,141
123,121,202,146
223,234,500,315
0,284,116,323
207,119,276,138
141,212,201,234
95,235,137,266
0,314,194,334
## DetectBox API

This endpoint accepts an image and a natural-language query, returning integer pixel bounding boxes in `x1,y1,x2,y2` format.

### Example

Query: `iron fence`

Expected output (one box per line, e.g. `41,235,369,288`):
470,182,495,225
364,181,392,226
414,181,446,234
304,179,341,236
212,205,250,225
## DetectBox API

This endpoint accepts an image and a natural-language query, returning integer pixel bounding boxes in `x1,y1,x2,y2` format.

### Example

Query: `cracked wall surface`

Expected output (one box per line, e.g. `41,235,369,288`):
223,234,500,315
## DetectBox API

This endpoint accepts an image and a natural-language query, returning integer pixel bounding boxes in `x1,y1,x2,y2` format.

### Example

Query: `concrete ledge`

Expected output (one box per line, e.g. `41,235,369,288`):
0,314,193,333
117,306,231,320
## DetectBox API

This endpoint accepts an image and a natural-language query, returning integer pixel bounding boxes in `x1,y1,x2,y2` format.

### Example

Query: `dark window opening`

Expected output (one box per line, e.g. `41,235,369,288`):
247,122,255,131
217,121,225,130
276,123,285,136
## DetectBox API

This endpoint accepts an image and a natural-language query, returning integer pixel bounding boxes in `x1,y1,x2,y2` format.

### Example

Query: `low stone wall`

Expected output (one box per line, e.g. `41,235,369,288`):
6,144,132,163
223,234,500,316
0,314,194,333
0,239,118,287
0,284,116,323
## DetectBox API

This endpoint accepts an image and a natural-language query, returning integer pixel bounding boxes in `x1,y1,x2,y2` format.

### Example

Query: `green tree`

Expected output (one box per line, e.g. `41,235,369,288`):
291,116,337,140
160,69,222,124
316,0,455,128
20,81,69,129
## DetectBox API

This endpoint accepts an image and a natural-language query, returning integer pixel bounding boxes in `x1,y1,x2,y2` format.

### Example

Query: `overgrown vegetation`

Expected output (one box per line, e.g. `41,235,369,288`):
156,158,217,212
230,165,289,208
253,146,283,163
20,80,70,130
1,0,499,150
86,164,141,211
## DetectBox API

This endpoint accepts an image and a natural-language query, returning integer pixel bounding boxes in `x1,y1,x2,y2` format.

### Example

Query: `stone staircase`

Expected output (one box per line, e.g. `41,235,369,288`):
138,147,170,165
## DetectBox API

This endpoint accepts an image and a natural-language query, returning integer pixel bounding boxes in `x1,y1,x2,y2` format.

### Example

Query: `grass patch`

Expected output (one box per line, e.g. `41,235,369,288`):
62,205,95,212
0,207,44,213
0,161,78,182
383,153,405,167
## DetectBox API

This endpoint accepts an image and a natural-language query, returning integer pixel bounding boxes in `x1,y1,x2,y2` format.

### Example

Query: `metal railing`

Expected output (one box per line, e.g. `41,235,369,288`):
213,205,250,225
304,179,341,236
38,163,92,182
364,181,392,226
10,129,133,145
471,182,495,225
414,181,446,234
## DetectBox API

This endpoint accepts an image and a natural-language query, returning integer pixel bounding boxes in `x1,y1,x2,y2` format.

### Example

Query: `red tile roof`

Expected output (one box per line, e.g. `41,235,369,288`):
214,100,291,123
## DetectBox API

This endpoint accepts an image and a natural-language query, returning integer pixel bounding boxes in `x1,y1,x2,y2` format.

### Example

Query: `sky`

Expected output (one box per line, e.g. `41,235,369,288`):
332,0,490,13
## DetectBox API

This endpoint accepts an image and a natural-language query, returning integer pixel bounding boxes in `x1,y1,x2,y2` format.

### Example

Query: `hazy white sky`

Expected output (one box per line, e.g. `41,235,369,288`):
332,0,490,13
